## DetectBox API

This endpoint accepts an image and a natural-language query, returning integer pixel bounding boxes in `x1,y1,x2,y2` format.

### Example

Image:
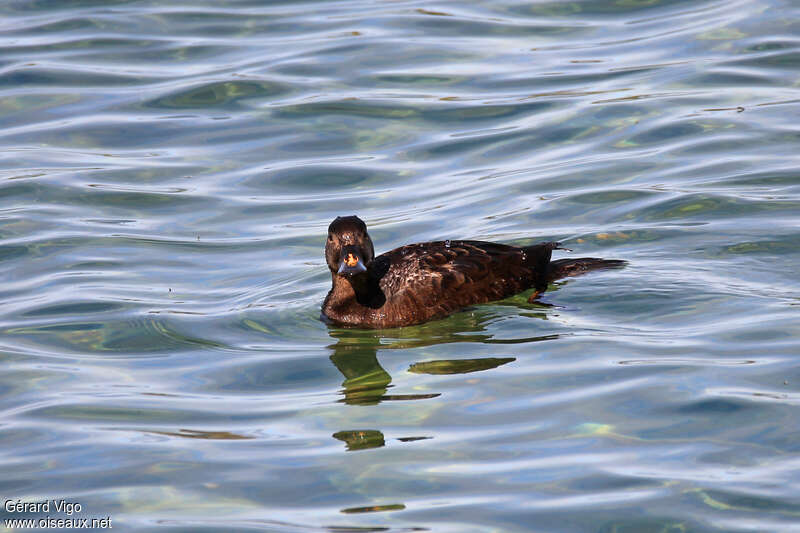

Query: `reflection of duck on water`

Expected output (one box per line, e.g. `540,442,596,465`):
327,312,557,406
322,216,626,329
328,329,439,406
327,319,557,451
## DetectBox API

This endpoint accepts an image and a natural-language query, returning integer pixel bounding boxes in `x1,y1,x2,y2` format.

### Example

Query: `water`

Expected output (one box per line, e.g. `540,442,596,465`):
2,0,799,531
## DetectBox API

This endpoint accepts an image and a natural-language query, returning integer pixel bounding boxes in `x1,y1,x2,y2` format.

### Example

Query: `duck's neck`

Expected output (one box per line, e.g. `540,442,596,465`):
327,272,385,310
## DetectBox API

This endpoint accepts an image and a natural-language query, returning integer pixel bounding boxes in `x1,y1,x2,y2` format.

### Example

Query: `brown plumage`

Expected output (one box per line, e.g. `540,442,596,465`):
321,216,625,329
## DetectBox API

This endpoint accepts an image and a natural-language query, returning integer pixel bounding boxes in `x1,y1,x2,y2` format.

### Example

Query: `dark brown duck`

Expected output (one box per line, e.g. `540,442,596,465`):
322,215,625,329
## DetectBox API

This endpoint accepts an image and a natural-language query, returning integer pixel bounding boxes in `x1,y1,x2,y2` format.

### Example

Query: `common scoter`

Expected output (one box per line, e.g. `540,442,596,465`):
322,215,625,329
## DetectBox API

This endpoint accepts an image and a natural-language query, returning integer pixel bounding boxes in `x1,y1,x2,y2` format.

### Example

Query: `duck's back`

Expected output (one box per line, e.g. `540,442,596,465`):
370,240,556,327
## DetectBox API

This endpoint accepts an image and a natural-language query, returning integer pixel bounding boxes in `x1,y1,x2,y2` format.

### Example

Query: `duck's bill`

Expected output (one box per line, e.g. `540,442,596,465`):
337,246,367,275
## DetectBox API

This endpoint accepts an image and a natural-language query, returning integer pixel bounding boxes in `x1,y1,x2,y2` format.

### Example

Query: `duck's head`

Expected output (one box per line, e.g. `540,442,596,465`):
325,215,375,277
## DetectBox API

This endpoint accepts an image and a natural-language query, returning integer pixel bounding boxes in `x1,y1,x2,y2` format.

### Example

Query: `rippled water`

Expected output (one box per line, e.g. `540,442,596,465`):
2,0,799,531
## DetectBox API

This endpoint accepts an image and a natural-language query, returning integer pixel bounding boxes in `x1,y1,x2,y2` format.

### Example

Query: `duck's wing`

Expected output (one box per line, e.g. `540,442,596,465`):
372,240,543,320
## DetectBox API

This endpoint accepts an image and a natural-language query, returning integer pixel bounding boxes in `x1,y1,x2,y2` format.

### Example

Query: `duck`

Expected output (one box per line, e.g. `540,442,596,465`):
322,215,625,329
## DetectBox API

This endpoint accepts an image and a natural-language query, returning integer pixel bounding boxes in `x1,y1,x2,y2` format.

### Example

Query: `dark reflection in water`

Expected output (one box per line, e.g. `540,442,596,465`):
328,332,441,405
141,428,253,440
327,307,557,405
408,357,515,375
327,312,557,456
340,504,406,514
333,429,386,451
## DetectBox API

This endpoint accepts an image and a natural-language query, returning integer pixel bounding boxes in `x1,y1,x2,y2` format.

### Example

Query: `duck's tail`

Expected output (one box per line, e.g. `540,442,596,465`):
547,257,627,282
522,241,626,294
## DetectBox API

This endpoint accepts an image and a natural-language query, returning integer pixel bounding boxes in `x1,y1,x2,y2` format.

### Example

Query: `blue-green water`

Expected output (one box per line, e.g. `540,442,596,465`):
2,0,799,531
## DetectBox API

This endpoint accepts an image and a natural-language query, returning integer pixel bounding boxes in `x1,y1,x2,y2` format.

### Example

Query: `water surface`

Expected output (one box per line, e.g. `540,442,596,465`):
2,0,800,531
